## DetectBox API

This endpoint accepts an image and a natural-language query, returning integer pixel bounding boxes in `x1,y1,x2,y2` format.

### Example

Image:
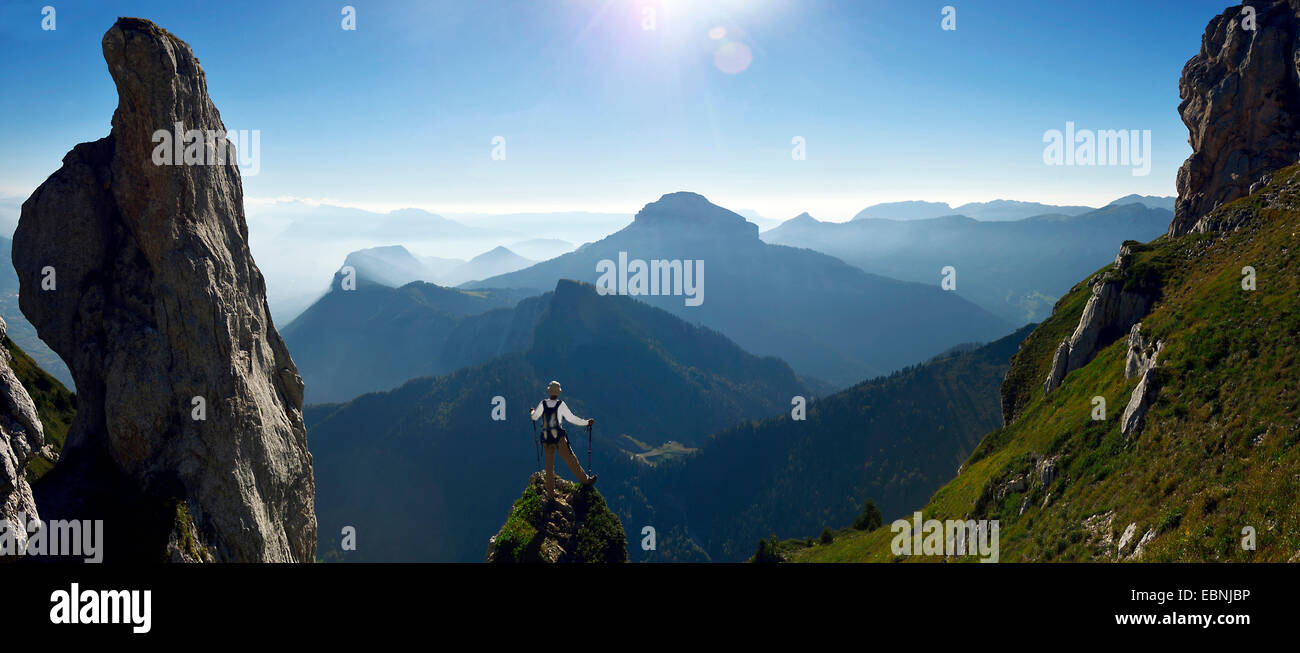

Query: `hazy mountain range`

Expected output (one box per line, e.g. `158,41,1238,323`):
281,277,540,403
242,201,624,325
847,195,1172,222
0,190,1174,394
466,192,1011,388
342,244,538,288
763,202,1171,323
239,195,1172,327
1106,194,1176,211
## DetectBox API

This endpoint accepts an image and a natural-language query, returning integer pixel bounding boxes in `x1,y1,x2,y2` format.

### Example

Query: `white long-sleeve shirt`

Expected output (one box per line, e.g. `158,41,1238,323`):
531,398,588,426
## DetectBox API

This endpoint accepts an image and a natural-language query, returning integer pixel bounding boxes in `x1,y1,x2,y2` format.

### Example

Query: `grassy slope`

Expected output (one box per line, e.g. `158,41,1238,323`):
794,165,1300,562
6,336,76,481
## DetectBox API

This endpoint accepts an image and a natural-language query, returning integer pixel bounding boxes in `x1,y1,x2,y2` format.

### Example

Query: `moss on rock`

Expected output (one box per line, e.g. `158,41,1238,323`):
487,471,627,563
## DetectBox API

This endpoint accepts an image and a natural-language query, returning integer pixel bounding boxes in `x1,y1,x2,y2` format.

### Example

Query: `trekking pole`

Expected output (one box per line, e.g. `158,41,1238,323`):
586,422,593,476
531,417,540,470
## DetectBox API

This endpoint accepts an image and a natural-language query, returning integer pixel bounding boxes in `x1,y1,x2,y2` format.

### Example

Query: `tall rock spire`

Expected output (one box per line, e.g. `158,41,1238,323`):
15,18,314,562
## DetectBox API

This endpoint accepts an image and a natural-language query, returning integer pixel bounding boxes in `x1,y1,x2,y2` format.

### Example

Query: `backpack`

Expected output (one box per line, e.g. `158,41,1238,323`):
540,399,567,444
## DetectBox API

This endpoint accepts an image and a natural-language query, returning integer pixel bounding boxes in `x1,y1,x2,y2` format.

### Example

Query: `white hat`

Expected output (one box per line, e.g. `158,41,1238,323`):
547,380,562,395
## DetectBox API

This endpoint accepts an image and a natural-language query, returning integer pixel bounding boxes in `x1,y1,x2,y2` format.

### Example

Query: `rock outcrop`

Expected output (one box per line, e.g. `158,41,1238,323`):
1119,323,1163,439
1126,528,1158,561
1035,454,1059,487
1121,365,1160,439
1116,522,1137,556
1172,0,1300,236
1043,247,1156,394
1082,510,1117,555
1124,323,1163,381
1082,511,1158,560
0,316,45,555
15,18,314,562
486,472,627,563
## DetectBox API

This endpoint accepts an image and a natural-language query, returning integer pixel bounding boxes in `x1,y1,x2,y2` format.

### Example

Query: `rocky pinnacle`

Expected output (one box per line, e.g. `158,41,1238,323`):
1173,0,1300,236
14,18,314,562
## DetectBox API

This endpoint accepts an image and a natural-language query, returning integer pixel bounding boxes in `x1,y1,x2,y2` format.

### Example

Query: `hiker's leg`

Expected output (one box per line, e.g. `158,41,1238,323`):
543,443,557,499
557,436,591,484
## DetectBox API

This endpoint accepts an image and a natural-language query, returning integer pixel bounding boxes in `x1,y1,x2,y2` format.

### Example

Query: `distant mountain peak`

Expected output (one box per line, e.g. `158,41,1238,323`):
465,245,530,267
339,245,439,289
475,245,518,259
951,199,1094,221
852,200,953,221
851,198,1096,222
1106,194,1175,211
388,207,441,219
653,190,712,205
345,244,417,261
632,192,758,237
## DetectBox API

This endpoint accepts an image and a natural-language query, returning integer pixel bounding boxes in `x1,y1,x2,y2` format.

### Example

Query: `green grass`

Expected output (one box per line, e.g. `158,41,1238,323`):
170,500,212,562
6,336,76,482
794,164,1300,563
569,485,628,563
489,482,547,562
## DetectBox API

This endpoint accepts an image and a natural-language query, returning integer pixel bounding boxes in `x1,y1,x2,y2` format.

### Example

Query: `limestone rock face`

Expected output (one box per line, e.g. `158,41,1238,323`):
1043,267,1155,395
14,18,314,562
1066,280,1152,372
1126,528,1158,561
1124,323,1163,380
1119,323,1164,440
0,316,45,554
1035,455,1059,487
1116,522,1138,556
1173,0,1300,236
1121,365,1160,440
1042,341,1070,396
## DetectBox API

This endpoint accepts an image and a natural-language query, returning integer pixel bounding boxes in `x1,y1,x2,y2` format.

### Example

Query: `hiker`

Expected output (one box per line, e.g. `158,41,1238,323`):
529,380,597,501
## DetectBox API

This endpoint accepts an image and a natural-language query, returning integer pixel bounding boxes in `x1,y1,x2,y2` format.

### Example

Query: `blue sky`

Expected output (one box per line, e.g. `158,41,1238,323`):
1,0,1233,220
